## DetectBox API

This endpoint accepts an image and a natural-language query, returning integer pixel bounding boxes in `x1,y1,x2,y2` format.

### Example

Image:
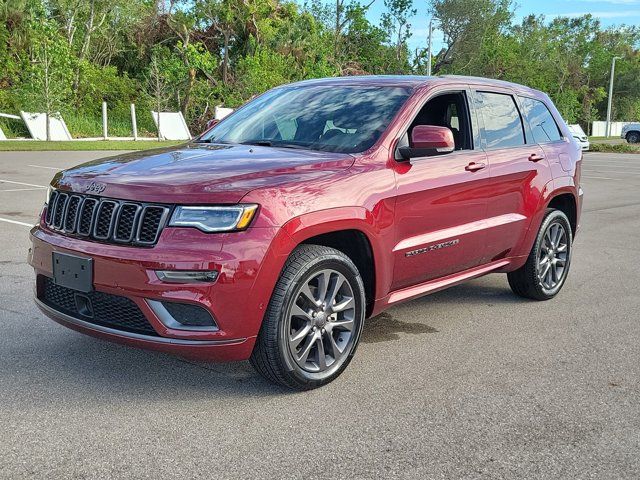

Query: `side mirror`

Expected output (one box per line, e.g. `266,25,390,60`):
398,125,455,160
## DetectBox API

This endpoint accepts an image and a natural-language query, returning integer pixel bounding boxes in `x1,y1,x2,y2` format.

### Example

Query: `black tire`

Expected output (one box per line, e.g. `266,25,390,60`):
508,209,573,301
250,244,366,390
627,131,640,144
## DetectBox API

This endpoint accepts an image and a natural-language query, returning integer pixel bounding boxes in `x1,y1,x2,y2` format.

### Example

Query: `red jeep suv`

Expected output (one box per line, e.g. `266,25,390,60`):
29,76,582,389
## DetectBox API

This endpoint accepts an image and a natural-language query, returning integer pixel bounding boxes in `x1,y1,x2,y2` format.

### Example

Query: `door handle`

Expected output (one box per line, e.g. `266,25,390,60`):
465,162,486,172
528,153,545,162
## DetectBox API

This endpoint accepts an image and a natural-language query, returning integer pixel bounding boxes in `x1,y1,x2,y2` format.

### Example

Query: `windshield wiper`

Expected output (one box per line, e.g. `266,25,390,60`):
241,140,273,147
241,140,311,150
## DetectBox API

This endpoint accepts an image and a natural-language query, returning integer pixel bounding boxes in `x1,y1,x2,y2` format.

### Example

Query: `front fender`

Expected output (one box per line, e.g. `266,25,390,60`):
280,206,395,303
247,205,395,326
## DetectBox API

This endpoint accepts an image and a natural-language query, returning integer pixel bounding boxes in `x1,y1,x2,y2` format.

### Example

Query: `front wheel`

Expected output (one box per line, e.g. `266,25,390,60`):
250,244,365,389
508,209,573,300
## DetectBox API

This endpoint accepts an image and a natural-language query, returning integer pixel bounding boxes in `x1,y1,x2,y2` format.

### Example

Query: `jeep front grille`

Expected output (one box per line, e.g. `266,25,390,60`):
45,190,170,247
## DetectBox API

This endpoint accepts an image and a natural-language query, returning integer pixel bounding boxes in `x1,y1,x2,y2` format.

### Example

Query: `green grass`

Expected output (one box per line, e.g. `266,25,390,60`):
64,111,157,138
0,111,159,139
590,142,640,154
0,140,184,151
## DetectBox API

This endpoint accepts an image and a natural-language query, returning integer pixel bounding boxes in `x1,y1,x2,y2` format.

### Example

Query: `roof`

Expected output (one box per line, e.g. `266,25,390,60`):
286,75,544,97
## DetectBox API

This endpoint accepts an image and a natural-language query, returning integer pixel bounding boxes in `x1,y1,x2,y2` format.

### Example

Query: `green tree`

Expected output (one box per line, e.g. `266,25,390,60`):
147,51,171,141
19,6,73,140
381,0,416,71
429,0,513,74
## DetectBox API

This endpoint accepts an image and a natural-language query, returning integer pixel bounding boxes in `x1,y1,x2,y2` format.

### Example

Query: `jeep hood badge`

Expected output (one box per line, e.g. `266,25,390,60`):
85,182,106,194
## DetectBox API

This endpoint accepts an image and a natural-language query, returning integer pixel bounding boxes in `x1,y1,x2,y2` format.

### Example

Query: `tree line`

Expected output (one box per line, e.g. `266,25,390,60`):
1,0,638,138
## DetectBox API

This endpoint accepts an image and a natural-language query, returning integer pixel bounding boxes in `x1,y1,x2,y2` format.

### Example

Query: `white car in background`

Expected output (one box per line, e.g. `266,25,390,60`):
568,124,589,151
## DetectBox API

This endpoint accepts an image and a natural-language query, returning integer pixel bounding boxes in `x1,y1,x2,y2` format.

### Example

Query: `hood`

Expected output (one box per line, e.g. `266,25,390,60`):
52,143,355,204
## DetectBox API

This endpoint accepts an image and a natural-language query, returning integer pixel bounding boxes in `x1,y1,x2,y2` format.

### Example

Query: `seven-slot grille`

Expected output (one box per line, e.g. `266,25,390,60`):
45,190,170,247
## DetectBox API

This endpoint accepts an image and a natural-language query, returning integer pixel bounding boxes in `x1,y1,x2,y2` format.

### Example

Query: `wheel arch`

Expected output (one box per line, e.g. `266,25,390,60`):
509,181,580,266
546,191,578,236
280,207,391,318
298,229,376,317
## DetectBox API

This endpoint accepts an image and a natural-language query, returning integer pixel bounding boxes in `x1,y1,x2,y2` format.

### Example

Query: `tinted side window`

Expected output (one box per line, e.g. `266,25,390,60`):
409,92,472,150
476,92,525,149
520,97,562,143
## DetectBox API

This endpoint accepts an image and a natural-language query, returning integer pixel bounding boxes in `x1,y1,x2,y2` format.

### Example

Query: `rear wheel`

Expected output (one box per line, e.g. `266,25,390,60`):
508,209,573,300
250,244,365,389
627,131,640,144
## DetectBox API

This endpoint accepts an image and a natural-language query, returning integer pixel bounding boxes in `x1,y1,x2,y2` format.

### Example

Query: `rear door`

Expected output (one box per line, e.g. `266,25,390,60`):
520,95,571,179
391,88,491,291
473,89,551,262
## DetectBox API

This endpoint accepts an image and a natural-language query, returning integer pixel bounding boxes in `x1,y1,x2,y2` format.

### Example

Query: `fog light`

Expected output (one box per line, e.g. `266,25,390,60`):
147,300,218,331
156,270,218,283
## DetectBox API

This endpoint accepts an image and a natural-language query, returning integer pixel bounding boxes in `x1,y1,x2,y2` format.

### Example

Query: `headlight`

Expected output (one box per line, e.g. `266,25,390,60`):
169,204,258,232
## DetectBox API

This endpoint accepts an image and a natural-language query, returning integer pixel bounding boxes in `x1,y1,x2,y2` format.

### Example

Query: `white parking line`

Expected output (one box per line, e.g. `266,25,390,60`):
0,187,46,192
583,164,640,170
582,159,640,164
28,164,61,171
0,217,34,227
0,179,48,188
582,176,618,180
582,168,640,177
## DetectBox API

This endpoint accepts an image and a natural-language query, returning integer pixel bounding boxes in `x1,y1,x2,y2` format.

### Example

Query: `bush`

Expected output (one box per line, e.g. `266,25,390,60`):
0,118,29,138
590,142,640,154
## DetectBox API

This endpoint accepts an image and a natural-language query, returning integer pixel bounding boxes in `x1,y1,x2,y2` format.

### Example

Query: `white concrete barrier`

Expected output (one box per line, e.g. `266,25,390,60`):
214,106,234,120
151,111,191,140
20,111,72,141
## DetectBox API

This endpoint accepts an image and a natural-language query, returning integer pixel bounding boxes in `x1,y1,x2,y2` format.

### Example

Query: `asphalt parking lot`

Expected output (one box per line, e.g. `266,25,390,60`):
0,151,639,479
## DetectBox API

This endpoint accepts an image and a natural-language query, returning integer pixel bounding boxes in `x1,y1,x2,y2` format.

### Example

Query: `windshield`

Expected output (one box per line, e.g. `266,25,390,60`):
200,85,412,154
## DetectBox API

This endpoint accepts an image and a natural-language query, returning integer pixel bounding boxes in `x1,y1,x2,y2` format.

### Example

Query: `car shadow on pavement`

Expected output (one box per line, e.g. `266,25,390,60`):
11,329,294,398
360,280,527,343
410,279,527,307
9,279,526,398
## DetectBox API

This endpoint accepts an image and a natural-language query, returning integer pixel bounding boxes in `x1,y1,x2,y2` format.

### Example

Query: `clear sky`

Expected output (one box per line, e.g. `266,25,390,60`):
354,0,640,52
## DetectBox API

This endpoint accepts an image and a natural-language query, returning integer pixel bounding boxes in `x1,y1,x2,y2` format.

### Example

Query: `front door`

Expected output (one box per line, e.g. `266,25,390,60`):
391,90,492,291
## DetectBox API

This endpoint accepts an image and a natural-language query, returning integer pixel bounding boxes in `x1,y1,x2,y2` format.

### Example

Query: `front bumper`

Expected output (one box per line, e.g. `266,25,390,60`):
35,298,253,361
29,223,292,361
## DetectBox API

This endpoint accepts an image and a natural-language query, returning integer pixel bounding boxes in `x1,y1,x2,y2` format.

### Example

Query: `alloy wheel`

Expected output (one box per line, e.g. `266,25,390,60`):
286,269,356,373
537,222,569,291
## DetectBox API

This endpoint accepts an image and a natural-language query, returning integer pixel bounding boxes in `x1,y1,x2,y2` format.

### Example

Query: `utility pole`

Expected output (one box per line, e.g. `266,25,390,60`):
426,18,433,76
605,56,622,137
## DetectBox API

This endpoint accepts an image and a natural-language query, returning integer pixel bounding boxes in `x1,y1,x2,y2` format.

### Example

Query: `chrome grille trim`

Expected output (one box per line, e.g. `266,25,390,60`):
92,200,119,240
44,191,170,247
77,198,99,236
46,190,59,224
52,192,68,229
135,206,170,245
113,203,143,243
63,195,83,233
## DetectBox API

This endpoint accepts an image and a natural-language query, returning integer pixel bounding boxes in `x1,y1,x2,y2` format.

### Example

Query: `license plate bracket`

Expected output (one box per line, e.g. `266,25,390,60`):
52,252,93,293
